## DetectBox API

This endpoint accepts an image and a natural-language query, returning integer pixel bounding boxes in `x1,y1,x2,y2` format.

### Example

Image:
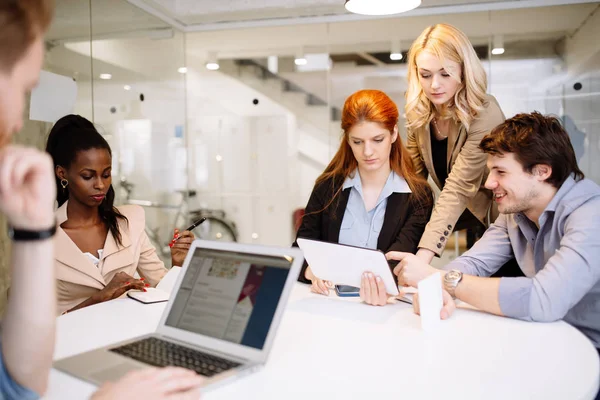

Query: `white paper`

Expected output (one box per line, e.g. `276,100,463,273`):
417,273,443,331
29,70,77,122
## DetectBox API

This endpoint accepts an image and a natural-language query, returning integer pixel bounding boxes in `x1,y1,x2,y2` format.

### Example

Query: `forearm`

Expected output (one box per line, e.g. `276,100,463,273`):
455,275,504,316
2,240,55,395
65,293,103,314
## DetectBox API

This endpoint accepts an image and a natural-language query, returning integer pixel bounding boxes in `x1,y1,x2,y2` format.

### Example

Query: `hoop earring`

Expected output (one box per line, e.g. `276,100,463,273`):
60,179,69,189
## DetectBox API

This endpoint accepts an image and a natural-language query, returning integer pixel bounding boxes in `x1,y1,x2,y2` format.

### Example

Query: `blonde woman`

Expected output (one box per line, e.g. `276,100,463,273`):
390,23,521,278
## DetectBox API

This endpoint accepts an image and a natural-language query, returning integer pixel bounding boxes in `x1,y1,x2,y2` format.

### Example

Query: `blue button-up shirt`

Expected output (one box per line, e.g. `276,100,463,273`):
444,176,600,347
338,170,411,249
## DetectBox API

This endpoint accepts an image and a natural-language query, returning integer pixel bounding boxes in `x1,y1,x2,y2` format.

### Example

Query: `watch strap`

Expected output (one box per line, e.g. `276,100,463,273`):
9,224,57,241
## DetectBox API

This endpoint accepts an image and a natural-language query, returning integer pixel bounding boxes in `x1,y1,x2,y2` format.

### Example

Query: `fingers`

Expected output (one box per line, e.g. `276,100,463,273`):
412,293,420,315
440,290,456,320
392,263,405,277
168,388,203,400
310,278,329,296
364,272,386,306
178,230,195,239
150,367,204,394
171,242,192,250
385,251,410,261
361,273,372,304
375,276,387,306
316,279,329,296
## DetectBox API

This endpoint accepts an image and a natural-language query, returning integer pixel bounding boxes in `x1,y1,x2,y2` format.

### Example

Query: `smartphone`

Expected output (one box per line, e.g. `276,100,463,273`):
334,285,360,297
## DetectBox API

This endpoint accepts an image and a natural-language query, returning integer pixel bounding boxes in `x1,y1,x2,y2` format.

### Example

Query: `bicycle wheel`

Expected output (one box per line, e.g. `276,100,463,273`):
193,216,238,242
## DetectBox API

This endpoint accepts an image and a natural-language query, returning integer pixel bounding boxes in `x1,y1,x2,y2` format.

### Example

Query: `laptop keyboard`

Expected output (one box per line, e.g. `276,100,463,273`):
110,337,241,377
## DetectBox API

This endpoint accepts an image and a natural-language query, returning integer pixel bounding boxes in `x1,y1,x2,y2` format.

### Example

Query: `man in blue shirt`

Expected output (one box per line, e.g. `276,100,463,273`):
389,112,600,397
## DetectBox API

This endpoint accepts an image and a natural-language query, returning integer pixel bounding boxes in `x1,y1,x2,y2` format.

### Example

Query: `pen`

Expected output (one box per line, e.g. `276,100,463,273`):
169,217,207,247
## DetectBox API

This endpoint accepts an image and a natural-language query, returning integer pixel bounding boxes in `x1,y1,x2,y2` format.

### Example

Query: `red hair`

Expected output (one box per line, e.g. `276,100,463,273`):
316,89,431,208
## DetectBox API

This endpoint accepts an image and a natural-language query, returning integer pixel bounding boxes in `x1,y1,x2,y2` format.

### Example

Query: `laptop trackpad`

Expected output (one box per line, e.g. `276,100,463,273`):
90,362,146,382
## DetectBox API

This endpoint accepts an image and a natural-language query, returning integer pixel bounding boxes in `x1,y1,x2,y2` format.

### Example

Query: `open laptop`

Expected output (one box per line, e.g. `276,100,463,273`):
54,239,304,390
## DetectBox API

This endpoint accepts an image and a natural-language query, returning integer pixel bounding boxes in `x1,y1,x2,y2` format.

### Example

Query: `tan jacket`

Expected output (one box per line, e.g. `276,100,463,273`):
54,202,167,315
406,94,505,256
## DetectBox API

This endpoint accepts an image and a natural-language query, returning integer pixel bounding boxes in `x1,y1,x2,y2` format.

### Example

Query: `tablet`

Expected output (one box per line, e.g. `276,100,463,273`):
296,238,399,296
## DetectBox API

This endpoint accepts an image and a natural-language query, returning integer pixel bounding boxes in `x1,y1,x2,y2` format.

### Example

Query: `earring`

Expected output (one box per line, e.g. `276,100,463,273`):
60,179,69,189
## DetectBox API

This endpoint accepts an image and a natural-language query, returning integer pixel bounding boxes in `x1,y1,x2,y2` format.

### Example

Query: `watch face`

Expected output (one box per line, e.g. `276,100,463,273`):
445,270,461,282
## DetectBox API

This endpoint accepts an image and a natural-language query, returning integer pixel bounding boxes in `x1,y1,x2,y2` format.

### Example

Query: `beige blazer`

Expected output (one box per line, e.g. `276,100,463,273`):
54,202,167,315
406,94,505,256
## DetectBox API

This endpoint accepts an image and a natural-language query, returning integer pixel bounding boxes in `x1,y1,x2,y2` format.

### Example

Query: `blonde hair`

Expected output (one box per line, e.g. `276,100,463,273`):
405,23,488,132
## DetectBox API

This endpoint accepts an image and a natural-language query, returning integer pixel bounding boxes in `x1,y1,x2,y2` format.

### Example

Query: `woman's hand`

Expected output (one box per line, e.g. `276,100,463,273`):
170,229,195,267
415,248,435,264
94,272,148,303
305,266,332,296
359,272,390,306
92,367,204,400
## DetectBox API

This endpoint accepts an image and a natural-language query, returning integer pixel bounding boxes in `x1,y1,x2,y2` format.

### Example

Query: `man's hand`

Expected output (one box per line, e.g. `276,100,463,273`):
0,146,55,229
387,251,440,288
92,367,204,400
412,289,456,320
359,272,390,306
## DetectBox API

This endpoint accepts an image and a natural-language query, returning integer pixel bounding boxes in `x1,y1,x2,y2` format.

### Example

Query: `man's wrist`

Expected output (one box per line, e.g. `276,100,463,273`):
443,269,463,299
8,224,56,241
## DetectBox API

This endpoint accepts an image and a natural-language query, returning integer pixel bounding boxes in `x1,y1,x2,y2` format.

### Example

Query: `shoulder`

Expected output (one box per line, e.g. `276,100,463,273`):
561,179,600,222
312,175,344,196
115,204,146,224
469,94,505,133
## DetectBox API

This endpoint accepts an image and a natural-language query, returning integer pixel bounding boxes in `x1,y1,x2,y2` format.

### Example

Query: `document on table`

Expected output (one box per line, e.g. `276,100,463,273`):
417,273,443,331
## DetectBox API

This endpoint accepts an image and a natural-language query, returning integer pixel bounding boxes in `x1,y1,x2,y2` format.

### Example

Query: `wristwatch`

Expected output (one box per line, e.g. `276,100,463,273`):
443,269,463,299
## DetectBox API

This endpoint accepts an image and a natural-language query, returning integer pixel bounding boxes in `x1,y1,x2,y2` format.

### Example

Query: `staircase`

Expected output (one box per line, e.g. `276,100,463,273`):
219,59,342,167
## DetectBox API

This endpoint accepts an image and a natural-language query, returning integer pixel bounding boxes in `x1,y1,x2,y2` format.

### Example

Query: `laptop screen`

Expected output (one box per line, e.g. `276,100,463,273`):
165,247,292,350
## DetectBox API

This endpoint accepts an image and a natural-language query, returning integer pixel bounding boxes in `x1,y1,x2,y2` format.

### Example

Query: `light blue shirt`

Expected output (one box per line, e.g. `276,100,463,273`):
444,176,600,348
0,341,39,400
338,170,411,249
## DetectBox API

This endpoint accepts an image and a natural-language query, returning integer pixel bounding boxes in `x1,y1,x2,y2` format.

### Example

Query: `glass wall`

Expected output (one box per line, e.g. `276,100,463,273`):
21,0,600,264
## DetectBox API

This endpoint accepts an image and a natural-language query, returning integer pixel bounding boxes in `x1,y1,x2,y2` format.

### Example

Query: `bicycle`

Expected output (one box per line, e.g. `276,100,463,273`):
118,177,239,262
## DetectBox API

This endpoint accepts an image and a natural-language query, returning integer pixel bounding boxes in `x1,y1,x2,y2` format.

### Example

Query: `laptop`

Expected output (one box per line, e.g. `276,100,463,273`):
54,239,304,390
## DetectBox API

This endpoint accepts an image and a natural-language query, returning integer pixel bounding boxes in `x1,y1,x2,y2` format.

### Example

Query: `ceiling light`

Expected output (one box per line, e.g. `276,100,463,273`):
99,73,112,80
294,48,307,66
344,0,421,16
390,40,403,61
123,85,131,91
215,154,223,162
492,34,505,55
205,51,220,71
177,67,188,74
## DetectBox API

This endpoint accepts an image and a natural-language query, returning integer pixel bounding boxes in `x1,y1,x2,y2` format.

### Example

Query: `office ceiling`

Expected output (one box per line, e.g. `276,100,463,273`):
129,0,594,28
48,0,600,41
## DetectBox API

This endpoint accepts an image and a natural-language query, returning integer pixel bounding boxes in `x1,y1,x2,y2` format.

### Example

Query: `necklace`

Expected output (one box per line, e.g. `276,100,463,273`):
432,118,448,140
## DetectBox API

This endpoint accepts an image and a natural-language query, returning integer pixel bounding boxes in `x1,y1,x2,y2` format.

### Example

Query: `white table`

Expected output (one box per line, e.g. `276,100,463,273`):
44,283,600,400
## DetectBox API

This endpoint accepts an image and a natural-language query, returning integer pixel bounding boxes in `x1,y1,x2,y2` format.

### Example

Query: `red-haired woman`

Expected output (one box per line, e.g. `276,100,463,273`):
293,90,433,306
